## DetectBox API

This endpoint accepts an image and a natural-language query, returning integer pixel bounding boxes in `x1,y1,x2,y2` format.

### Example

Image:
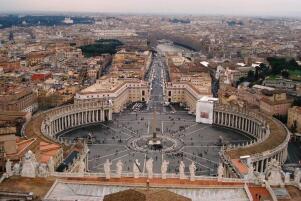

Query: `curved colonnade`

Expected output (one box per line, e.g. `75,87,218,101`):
213,104,290,177
24,101,112,146
24,102,290,179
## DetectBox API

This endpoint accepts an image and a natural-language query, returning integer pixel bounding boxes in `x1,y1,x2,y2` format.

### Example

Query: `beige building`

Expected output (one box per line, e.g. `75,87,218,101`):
75,76,149,113
0,86,38,113
111,50,152,79
288,106,301,133
165,74,212,114
259,90,293,116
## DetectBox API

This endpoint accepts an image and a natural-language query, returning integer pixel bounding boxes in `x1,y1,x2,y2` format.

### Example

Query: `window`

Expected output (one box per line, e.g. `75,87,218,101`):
168,91,171,96
142,90,145,96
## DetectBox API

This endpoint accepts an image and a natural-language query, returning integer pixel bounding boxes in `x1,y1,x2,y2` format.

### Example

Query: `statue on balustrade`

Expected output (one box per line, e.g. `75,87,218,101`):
48,157,55,173
179,161,185,179
218,163,224,181
13,162,20,176
146,158,154,179
284,172,291,184
5,159,12,177
189,161,196,181
38,164,48,177
116,160,123,178
133,159,141,179
265,159,284,186
161,160,169,179
78,160,86,174
294,168,301,184
247,164,256,180
104,159,112,179
21,150,38,178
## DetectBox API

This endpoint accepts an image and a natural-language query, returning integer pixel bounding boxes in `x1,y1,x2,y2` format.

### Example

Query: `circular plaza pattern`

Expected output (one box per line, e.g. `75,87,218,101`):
126,134,184,154
57,110,253,176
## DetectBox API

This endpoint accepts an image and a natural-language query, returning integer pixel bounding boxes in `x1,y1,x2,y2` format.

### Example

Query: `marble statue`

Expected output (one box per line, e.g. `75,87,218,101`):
13,162,20,176
48,157,55,173
109,99,113,107
78,160,85,174
224,68,231,85
266,159,284,186
38,164,48,177
146,158,154,179
258,173,266,182
294,168,301,184
21,150,37,178
189,161,196,181
5,159,12,176
217,163,224,181
161,160,169,179
133,159,141,179
104,159,112,179
116,160,123,178
179,161,185,180
247,164,255,180
284,172,291,184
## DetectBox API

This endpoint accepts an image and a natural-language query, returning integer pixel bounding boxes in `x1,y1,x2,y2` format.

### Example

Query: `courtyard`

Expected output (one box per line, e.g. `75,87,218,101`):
58,108,252,176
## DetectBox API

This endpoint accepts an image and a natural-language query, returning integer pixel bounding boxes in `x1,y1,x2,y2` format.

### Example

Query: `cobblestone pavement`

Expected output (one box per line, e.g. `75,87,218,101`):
59,111,252,176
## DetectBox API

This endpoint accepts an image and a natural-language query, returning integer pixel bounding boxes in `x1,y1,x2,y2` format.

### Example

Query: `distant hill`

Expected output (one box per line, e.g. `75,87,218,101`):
0,15,94,29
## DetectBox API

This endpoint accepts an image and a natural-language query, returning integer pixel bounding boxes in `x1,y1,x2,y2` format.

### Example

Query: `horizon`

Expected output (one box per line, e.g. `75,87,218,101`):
0,10,301,20
0,0,301,18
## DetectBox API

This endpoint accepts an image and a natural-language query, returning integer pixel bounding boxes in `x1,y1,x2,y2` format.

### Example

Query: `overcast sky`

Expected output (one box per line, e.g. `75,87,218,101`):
0,0,301,17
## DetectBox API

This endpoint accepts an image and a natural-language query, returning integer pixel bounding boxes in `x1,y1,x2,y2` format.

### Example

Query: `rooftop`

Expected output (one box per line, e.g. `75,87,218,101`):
79,76,146,95
226,112,288,159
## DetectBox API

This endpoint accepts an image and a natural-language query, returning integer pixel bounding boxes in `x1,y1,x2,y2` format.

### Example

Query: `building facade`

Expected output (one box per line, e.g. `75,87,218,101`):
287,106,301,133
259,90,292,116
75,76,150,113
0,87,38,113
165,74,212,114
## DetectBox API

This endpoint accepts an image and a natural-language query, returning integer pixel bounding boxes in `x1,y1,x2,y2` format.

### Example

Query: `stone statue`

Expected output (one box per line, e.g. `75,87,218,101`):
189,161,196,181
247,164,255,180
294,168,301,184
13,162,20,176
48,157,55,173
284,172,291,184
21,150,37,178
179,161,185,180
146,158,154,179
133,159,141,179
78,160,85,174
161,160,169,179
116,160,123,178
109,99,113,107
104,159,112,179
38,164,48,177
224,68,231,84
5,159,12,176
218,163,224,181
258,172,265,182
265,159,284,186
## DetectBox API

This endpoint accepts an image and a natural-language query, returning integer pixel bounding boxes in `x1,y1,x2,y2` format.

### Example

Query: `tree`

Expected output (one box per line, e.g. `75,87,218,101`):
247,70,255,82
281,70,289,79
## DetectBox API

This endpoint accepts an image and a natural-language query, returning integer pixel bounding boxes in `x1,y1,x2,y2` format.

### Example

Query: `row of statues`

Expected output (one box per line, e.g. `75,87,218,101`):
9,150,301,187
6,150,55,178
104,158,207,181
